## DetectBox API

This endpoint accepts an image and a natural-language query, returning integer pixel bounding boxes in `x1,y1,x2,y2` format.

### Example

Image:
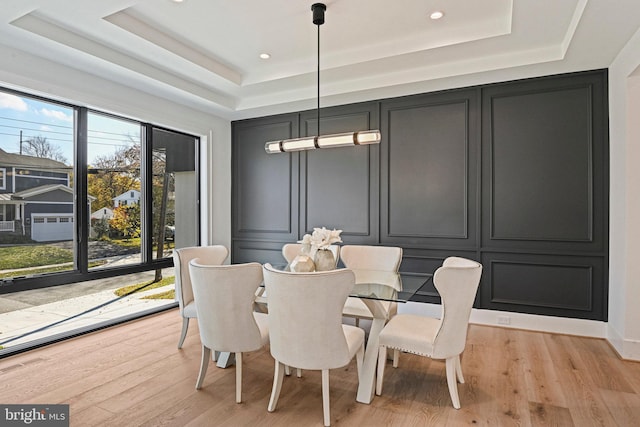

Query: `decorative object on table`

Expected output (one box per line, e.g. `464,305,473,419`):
314,249,336,272
264,3,381,155
289,254,316,272
298,227,342,271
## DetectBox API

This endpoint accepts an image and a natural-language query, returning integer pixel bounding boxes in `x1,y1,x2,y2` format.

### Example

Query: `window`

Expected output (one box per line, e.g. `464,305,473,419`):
0,87,201,355
0,91,75,274
151,128,198,258
0,88,200,286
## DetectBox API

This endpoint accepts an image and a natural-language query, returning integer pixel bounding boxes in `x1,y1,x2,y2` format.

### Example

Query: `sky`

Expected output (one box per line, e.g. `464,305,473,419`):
0,91,140,166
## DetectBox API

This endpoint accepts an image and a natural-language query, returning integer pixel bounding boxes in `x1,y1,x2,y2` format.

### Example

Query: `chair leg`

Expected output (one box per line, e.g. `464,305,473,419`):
268,361,285,412
455,355,465,384
445,357,461,409
235,352,243,403
178,317,189,349
376,346,387,396
322,369,331,427
392,349,400,368
284,365,302,377
195,345,211,389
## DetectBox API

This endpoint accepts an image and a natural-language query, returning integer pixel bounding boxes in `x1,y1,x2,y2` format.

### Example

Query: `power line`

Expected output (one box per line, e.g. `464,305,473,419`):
0,123,73,136
1,131,139,146
0,115,72,130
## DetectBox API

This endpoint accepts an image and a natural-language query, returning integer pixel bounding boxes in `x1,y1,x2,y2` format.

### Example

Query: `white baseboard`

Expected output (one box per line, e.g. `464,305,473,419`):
607,324,640,361
379,302,640,361
399,302,607,338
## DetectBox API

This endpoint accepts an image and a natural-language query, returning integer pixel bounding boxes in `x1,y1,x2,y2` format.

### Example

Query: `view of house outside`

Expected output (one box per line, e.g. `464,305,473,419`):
0,89,198,352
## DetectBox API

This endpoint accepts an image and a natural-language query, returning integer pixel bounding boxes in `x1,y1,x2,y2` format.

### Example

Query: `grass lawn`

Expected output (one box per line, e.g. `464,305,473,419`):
0,245,72,270
114,275,175,298
143,289,175,300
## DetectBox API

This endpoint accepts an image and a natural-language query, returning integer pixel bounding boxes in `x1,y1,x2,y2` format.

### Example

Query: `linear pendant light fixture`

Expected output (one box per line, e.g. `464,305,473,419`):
265,3,381,154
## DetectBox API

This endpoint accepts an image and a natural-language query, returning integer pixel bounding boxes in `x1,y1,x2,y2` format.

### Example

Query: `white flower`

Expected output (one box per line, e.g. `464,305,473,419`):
298,234,313,245
298,227,342,257
310,227,342,250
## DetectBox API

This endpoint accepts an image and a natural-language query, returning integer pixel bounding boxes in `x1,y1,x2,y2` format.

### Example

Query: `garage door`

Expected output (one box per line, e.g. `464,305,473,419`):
31,214,74,242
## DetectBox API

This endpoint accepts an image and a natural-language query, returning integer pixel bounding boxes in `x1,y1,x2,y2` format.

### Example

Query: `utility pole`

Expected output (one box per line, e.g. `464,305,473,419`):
19,130,22,155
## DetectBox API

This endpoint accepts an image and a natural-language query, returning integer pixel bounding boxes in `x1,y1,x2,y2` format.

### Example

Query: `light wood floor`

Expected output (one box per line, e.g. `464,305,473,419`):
1,309,639,426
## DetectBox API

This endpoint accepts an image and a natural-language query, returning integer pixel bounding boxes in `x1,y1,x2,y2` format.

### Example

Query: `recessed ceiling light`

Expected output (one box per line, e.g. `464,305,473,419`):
260,53,271,60
172,0,185,3
430,11,444,20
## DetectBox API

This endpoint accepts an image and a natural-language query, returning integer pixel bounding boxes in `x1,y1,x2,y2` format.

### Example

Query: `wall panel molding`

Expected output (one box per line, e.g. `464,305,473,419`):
231,69,608,321
380,89,479,247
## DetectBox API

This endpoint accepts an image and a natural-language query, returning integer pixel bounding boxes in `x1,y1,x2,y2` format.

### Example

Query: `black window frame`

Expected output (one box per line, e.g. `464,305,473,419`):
0,87,201,294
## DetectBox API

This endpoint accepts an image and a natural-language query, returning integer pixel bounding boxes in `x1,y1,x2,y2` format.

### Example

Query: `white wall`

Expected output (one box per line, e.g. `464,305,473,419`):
608,27,640,360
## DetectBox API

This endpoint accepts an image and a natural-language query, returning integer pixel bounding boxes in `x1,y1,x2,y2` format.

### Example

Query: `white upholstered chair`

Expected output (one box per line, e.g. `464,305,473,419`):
172,245,228,349
375,257,482,409
340,245,403,327
263,263,364,427
188,260,269,403
282,243,340,268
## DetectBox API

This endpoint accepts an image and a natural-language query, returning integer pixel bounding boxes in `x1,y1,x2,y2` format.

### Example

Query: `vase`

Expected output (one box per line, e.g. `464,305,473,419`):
290,254,315,272
314,249,335,271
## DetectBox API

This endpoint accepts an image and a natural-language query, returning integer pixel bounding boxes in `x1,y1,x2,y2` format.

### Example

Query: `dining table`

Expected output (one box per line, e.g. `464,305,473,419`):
254,264,432,404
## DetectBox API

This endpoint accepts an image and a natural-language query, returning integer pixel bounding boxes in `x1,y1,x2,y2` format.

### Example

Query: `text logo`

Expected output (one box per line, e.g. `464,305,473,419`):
1,405,69,426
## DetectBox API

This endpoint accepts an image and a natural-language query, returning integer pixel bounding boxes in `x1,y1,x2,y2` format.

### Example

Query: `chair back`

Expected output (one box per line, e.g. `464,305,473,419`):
263,263,355,369
431,257,482,359
173,245,228,315
340,245,402,273
189,261,264,352
282,243,340,268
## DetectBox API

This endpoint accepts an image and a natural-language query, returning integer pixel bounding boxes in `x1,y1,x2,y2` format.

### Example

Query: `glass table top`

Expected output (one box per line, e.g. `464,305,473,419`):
267,263,431,303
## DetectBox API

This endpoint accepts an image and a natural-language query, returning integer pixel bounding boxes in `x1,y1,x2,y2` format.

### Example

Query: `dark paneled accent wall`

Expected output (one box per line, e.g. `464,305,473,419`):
231,70,609,321
232,114,299,244
299,103,379,243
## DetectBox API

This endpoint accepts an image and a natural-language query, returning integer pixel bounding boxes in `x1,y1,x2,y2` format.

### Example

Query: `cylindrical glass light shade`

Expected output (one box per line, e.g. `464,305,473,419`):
282,136,317,152
355,130,381,145
265,130,380,153
316,132,355,148
265,140,283,153
316,130,381,148
265,136,318,153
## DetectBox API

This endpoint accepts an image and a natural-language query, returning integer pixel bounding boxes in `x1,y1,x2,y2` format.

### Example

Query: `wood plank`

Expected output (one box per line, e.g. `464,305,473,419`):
2,312,640,426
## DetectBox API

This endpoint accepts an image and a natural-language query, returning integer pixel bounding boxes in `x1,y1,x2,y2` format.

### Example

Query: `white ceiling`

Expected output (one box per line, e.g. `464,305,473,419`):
1,0,640,120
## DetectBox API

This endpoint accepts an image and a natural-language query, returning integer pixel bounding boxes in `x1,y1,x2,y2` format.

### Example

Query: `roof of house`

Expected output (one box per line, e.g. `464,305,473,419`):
12,184,96,201
91,207,114,219
113,189,141,200
0,148,69,171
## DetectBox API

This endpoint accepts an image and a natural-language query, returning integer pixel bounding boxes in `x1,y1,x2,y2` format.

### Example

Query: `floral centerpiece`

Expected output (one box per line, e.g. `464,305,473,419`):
297,227,342,271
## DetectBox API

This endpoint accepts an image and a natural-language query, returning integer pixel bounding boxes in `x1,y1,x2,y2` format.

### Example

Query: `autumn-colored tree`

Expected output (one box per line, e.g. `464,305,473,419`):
109,204,141,239
88,144,141,211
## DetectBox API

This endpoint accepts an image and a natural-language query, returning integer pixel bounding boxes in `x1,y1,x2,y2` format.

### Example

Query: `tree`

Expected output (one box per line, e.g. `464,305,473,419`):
92,218,111,240
110,204,141,240
88,144,141,211
22,135,68,164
